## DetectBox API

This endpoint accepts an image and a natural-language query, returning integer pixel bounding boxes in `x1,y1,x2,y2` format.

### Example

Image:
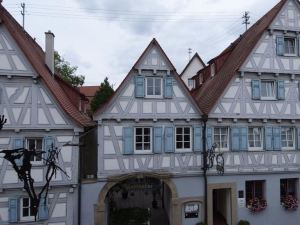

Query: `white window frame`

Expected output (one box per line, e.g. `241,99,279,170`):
26,138,43,165
20,197,35,221
260,80,276,100
145,77,163,98
175,126,192,152
213,127,229,151
134,127,152,154
284,36,297,56
248,127,263,151
281,127,295,150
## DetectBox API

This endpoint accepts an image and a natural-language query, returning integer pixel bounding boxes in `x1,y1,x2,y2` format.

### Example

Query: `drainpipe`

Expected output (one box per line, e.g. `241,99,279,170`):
201,114,208,225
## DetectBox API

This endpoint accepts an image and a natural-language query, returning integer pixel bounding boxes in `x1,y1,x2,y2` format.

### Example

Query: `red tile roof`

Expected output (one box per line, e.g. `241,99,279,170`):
79,86,99,100
192,0,288,115
0,4,94,127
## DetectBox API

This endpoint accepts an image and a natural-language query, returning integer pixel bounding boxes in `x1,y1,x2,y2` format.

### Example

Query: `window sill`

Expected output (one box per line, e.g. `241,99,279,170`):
133,151,153,155
175,149,192,153
145,96,163,99
283,54,297,57
248,148,264,151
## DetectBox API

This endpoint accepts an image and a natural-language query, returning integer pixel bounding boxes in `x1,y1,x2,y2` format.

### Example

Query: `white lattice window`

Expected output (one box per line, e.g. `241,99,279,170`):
261,80,276,100
175,127,192,152
214,127,229,150
284,37,296,55
26,138,43,164
146,77,162,98
20,197,34,221
248,127,263,150
134,127,152,153
281,127,295,150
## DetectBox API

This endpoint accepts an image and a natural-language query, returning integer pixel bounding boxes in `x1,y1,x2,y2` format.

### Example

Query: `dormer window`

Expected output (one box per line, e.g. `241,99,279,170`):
199,74,203,85
284,37,296,56
146,77,162,98
211,64,215,77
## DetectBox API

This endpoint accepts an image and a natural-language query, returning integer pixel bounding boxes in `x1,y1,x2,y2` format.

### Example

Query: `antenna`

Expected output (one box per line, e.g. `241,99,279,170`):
188,48,192,61
20,3,25,29
242,11,250,31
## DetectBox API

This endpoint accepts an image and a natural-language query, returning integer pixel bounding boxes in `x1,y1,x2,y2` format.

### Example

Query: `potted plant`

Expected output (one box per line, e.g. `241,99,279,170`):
281,195,299,210
247,197,267,213
238,220,250,225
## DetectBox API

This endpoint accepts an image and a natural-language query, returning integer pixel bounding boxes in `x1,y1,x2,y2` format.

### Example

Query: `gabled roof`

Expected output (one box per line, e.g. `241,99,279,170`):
0,4,94,127
94,38,202,116
180,52,205,77
192,0,288,115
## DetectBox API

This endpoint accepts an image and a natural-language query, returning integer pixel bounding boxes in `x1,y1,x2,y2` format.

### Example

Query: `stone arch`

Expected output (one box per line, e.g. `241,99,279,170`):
94,172,178,225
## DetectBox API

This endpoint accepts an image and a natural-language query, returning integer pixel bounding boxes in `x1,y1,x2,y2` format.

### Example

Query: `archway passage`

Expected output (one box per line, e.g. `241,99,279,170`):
106,177,172,225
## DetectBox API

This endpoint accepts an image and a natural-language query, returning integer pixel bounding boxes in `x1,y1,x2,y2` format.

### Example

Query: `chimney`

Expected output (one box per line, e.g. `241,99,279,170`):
45,31,55,75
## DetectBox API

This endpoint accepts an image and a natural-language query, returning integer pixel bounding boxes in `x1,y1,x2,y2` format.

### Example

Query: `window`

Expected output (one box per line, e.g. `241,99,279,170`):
284,37,296,55
176,127,192,152
26,138,43,163
261,80,276,100
20,197,34,221
214,127,229,150
281,127,295,150
134,127,152,153
248,127,263,150
280,179,297,199
146,77,162,98
246,180,265,203
188,79,195,89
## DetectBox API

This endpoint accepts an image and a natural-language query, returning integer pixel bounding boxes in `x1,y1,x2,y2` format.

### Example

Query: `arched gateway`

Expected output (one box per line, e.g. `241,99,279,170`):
94,172,178,225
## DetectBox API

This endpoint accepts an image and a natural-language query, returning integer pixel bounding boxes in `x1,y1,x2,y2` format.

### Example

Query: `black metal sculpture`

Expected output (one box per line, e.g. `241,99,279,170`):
0,115,6,130
0,115,68,220
204,143,225,175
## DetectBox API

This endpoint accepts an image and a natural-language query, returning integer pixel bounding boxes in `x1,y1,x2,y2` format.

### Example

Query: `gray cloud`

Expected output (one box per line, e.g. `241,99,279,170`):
76,0,187,35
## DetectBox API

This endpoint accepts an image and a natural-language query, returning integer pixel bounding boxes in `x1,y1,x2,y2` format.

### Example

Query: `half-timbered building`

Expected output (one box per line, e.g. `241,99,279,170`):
0,3,93,225
192,0,300,224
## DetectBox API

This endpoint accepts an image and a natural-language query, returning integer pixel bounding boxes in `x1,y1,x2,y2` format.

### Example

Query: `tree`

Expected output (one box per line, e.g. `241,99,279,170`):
54,51,85,86
90,77,114,112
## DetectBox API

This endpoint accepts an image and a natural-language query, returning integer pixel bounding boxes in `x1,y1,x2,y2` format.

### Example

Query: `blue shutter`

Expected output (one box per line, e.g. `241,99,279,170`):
206,127,213,150
240,127,248,151
276,36,284,56
13,138,24,166
135,75,145,98
265,127,273,150
153,127,163,154
164,77,173,98
38,194,49,220
43,137,54,161
251,80,261,100
298,37,300,56
277,80,285,100
298,82,300,100
297,128,300,150
8,197,18,222
273,127,281,150
193,126,203,152
123,127,134,155
231,127,240,151
164,127,174,153
0,88,2,104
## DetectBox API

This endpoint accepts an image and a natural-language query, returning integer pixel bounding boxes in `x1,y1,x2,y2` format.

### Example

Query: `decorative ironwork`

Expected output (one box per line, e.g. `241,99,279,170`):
0,115,68,220
0,115,7,130
203,143,225,175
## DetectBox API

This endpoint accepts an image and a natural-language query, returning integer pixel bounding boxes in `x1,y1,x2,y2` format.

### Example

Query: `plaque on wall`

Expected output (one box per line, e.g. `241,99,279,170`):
184,203,199,218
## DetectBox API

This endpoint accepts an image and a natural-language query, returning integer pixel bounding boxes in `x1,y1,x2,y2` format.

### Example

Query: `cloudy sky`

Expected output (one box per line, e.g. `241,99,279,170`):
3,0,279,88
